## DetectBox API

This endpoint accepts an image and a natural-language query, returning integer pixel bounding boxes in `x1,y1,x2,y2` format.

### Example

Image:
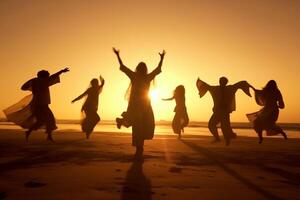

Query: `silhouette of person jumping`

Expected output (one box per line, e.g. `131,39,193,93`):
72,76,105,139
113,47,165,159
196,77,251,145
162,85,189,138
247,80,287,143
21,68,69,142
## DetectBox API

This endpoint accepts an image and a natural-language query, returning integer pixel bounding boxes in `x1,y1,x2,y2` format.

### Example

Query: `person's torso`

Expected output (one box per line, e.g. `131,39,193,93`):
129,76,151,104
32,79,51,106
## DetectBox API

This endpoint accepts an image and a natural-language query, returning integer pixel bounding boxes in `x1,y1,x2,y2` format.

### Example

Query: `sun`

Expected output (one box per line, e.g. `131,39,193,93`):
149,89,159,102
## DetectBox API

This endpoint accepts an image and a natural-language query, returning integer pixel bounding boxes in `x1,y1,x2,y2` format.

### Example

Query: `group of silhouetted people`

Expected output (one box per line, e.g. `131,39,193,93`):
196,77,287,146
4,48,287,159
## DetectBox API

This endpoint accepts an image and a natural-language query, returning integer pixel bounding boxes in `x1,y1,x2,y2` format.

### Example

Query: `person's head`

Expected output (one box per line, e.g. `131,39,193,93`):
264,80,277,91
37,70,50,79
219,76,228,87
135,62,148,76
90,78,99,87
174,85,185,97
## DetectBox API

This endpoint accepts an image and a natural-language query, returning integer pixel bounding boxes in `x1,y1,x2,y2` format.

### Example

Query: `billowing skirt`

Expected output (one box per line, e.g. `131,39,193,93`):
81,105,100,134
247,107,281,136
172,106,189,134
3,95,36,128
122,101,155,146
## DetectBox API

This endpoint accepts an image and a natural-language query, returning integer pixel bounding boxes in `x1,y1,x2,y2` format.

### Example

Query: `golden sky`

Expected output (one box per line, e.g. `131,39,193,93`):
0,0,299,122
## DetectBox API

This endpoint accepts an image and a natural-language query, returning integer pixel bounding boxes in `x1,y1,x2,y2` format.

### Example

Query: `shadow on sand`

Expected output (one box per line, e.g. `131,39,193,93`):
121,160,153,200
180,139,284,200
0,139,162,174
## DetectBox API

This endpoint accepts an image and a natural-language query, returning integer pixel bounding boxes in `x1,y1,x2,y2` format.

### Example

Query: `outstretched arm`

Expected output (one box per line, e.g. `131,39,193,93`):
162,96,174,101
113,47,134,78
196,78,211,97
71,90,88,103
21,78,34,91
49,67,70,86
148,50,166,80
233,81,252,97
51,67,70,77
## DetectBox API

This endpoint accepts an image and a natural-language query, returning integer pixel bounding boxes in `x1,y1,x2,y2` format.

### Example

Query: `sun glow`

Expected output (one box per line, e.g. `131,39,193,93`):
149,89,159,102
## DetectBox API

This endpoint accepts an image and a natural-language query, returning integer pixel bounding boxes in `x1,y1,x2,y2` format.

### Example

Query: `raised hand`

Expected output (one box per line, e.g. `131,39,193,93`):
159,50,166,59
61,67,70,73
113,47,120,55
99,75,105,84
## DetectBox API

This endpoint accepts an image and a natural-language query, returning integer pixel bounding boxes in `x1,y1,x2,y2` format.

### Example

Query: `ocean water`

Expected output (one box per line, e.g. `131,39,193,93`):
0,122,299,138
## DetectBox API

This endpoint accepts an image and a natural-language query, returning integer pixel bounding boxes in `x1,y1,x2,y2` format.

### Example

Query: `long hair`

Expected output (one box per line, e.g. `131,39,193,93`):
124,62,156,100
174,85,185,98
263,80,278,92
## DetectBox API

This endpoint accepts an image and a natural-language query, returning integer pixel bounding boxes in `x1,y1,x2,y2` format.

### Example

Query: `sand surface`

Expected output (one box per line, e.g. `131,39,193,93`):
0,129,299,200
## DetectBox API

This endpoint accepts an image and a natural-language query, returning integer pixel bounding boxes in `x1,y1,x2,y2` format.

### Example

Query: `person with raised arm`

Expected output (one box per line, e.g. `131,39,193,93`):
247,80,287,143
196,77,251,145
20,68,70,142
72,76,105,139
162,85,189,138
113,47,165,159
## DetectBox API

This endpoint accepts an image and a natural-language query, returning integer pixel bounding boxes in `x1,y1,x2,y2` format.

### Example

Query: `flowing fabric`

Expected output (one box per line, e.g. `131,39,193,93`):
246,89,283,136
196,79,251,113
3,94,36,128
5,73,61,131
120,65,161,146
80,86,103,133
172,106,189,134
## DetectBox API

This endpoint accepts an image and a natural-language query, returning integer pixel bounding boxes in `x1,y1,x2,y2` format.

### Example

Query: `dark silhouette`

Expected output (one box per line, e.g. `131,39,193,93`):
196,77,251,145
121,161,152,200
71,76,105,139
113,47,165,159
21,68,69,142
247,80,287,143
162,85,189,138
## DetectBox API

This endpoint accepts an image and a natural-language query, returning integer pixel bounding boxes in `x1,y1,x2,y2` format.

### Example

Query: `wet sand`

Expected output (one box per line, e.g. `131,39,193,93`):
0,129,299,200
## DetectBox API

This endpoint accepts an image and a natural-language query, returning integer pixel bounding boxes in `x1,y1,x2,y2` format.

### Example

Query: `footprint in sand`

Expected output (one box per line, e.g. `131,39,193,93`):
24,180,46,188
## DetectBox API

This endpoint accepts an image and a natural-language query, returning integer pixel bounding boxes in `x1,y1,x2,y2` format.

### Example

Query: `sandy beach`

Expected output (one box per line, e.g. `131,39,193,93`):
0,129,299,200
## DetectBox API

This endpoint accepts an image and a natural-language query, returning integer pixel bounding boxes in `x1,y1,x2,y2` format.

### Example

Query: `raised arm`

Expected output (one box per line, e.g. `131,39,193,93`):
51,67,69,78
113,47,134,78
49,67,70,86
148,50,165,80
232,81,252,97
21,78,35,91
196,78,212,97
71,90,88,103
99,75,105,87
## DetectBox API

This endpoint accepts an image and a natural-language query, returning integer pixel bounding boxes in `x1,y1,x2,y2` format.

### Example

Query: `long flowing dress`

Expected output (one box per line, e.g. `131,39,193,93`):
3,74,60,131
121,66,161,147
246,88,284,135
172,93,189,135
81,86,103,134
